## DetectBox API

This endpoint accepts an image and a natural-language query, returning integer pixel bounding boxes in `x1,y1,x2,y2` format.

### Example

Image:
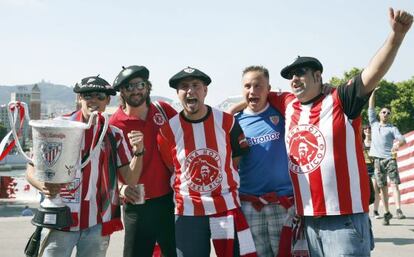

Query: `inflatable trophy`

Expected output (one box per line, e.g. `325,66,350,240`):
3,101,108,229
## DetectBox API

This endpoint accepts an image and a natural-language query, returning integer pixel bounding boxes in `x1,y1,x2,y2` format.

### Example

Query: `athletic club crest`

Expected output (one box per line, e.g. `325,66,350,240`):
153,113,165,126
184,148,223,192
286,124,326,174
269,115,280,126
40,142,63,167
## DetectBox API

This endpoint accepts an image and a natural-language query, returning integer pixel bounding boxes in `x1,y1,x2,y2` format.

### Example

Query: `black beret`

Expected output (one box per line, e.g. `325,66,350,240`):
280,56,323,79
113,65,149,91
73,76,116,95
169,67,211,89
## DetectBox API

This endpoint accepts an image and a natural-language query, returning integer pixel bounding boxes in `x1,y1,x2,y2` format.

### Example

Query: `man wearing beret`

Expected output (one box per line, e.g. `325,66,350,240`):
26,76,144,257
110,66,177,257
157,67,257,257
259,8,411,257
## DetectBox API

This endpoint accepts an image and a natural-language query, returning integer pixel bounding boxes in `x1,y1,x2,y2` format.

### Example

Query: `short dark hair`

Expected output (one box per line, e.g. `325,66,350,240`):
242,66,269,80
381,106,392,112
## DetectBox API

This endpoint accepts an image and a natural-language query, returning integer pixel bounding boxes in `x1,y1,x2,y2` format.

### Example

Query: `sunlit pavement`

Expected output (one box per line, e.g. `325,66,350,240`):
1,200,413,257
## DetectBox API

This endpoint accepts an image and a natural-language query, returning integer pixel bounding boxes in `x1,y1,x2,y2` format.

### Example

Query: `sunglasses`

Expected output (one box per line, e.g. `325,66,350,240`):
80,92,107,101
122,81,147,92
288,67,310,79
381,111,391,115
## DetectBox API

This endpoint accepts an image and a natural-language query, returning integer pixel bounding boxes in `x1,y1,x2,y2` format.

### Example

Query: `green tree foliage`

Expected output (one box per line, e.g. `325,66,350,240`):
329,68,414,134
330,68,362,86
390,77,414,134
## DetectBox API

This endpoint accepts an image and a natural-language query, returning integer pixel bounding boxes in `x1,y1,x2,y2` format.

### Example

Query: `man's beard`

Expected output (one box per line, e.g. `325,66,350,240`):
123,92,148,107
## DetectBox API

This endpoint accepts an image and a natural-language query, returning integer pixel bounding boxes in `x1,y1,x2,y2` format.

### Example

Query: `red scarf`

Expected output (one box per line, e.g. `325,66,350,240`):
64,110,123,236
291,216,309,257
240,193,306,257
210,208,257,257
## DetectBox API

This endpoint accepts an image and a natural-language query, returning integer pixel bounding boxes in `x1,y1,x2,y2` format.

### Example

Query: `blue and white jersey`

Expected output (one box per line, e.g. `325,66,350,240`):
235,104,293,197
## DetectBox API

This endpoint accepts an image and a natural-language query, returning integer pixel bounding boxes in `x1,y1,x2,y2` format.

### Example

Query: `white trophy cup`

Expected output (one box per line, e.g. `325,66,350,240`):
6,101,108,229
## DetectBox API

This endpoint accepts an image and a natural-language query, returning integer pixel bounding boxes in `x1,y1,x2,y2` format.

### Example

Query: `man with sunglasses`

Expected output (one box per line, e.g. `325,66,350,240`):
268,8,411,256
231,7,412,256
110,66,177,257
26,76,144,257
368,88,406,225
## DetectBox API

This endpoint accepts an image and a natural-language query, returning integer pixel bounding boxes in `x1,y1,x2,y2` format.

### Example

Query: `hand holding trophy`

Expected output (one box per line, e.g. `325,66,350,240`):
6,101,108,229
0,76,118,257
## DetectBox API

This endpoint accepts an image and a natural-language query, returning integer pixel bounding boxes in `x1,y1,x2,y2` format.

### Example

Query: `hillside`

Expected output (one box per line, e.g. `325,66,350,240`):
0,82,74,106
0,81,175,109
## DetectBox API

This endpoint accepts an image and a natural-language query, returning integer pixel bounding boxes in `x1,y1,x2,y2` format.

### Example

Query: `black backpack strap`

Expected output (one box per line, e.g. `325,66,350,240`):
24,226,42,257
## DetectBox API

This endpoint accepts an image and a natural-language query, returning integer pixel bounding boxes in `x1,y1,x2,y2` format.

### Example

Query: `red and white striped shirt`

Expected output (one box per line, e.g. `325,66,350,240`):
158,107,249,216
60,110,131,235
269,78,370,216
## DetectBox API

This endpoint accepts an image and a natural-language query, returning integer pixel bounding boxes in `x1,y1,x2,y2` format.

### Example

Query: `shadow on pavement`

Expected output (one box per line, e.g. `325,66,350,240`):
374,237,414,246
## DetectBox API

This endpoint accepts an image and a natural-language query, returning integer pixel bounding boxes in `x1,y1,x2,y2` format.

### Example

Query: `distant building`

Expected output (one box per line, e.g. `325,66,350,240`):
0,104,9,130
30,84,41,120
216,95,243,111
11,86,31,105
10,87,31,144
6,85,42,144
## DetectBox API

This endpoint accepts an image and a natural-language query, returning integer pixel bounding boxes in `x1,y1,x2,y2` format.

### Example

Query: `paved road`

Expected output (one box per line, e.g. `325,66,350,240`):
0,200,413,257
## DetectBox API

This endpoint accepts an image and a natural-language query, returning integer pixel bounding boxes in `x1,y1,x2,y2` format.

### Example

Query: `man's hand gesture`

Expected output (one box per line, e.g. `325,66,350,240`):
128,130,144,155
389,8,413,35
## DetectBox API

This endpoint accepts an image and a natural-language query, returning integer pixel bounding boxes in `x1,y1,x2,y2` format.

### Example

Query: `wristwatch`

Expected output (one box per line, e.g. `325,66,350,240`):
133,148,145,157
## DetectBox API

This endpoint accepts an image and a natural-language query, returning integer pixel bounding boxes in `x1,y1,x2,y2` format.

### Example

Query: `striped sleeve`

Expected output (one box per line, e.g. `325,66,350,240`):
111,126,132,168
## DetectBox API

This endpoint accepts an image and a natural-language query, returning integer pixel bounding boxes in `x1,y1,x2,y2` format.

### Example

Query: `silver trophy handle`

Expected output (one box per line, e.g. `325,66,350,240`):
79,111,109,169
7,101,32,162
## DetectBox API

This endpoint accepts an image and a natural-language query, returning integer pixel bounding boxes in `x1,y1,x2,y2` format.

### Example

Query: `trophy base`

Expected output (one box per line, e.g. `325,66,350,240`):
32,205,73,229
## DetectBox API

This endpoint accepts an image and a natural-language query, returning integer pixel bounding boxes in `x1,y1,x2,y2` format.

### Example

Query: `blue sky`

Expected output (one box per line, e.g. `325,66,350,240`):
1,0,413,105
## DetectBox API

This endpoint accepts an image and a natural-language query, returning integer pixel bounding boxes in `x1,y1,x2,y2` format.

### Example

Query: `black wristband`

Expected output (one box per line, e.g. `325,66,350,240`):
133,148,145,157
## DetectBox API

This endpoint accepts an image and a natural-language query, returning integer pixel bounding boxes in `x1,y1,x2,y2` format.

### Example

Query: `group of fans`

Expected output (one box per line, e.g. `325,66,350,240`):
24,7,412,257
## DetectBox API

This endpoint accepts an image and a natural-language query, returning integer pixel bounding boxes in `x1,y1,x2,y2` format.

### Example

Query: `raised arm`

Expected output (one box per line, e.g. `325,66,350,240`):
361,8,413,96
368,87,378,109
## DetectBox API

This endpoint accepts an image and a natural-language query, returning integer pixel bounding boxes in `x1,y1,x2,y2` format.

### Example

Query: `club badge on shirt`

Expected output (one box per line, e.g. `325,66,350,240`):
153,113,166,126
184,148,223,193
287,124,326,174
269,115,280,126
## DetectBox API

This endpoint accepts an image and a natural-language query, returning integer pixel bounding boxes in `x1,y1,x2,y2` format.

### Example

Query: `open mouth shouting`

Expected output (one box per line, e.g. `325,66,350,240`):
248,96,260,105
292,82,305,95
87,105,100,112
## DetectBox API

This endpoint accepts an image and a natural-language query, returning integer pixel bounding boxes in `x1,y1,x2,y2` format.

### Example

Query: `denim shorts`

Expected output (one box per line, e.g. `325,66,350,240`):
303,213,374,257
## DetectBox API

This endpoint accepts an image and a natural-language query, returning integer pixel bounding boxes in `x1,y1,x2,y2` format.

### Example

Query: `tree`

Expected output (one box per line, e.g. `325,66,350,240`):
329,68,414,133
330,67,362,86
390,77,414,134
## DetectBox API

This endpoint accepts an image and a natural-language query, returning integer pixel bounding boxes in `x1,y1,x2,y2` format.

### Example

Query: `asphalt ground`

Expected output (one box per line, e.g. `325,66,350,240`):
0,200,413,257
